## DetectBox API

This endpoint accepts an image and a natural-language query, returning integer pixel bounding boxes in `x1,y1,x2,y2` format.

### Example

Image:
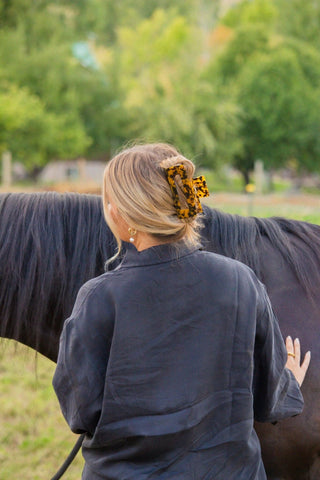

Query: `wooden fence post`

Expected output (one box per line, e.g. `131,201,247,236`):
254,159,264,194
77,158,87,181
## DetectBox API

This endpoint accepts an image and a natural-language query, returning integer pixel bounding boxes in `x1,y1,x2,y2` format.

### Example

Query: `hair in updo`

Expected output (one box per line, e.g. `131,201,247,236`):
103,143,203,256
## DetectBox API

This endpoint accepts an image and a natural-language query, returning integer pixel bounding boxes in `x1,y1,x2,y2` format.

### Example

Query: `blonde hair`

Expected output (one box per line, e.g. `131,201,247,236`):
103,143,203,259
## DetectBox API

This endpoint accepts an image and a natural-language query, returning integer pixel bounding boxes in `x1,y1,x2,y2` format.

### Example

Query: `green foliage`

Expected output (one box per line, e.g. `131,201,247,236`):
273,37,320,88
276,0,320,48
0,1,124,170
1,0,320,182
112,9,242,169
236,45,320,172
222,0,277,29
204,1,320,181
70,0,196,45
114,10,215,166
117,10,190,85
0,84,91,171
209,25,270,83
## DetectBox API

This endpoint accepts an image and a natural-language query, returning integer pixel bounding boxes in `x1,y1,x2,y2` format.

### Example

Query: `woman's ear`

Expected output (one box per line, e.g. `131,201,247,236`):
108,202,130,241
108,201,118,223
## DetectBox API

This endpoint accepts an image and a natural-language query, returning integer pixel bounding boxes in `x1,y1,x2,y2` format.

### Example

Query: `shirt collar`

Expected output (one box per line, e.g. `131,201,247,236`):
120,242,200,268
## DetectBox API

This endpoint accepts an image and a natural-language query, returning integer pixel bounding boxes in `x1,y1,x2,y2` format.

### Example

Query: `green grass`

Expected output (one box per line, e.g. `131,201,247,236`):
0,342,84,480
203,193,320,224
197,168,296,195
199,169,244,193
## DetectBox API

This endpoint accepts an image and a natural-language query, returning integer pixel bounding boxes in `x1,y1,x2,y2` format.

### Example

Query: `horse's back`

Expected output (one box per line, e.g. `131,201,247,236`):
257,233,320,480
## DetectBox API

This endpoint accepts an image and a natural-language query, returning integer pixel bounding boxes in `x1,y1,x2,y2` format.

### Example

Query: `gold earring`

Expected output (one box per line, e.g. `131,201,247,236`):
128,227,137,243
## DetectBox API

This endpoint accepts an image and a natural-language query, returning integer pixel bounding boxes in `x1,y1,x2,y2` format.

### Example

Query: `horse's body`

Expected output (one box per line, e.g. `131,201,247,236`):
1,192,320,480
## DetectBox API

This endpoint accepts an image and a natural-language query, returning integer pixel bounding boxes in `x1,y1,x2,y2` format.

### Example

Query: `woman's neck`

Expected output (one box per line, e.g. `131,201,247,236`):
134,232,168,252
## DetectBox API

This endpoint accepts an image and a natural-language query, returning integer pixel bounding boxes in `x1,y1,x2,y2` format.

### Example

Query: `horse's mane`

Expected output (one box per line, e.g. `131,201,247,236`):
202,205,320,295
0,192,116,358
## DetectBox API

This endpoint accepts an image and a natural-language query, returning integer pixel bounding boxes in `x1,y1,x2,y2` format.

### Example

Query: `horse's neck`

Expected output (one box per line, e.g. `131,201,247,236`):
201,206,262,274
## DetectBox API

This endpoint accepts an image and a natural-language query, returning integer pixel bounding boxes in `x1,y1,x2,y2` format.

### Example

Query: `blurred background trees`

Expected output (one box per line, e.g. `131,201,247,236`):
1,0,319,185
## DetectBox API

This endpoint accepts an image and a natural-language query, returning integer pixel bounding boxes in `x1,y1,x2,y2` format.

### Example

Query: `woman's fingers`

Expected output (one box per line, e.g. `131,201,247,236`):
285,336,311,386
294,338,301,365
297,350,311,386
286,336,301,364
286,336,295,359
301,350,311,376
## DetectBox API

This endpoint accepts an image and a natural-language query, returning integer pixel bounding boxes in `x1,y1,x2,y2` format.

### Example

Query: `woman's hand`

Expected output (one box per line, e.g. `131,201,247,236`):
285,336,311,386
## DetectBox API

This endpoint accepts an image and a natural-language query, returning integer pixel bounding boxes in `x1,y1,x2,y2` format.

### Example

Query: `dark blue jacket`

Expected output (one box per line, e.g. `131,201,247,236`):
53,243,303,479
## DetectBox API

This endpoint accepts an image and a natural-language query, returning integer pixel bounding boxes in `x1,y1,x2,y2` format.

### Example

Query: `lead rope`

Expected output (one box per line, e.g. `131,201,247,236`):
50,433,85,480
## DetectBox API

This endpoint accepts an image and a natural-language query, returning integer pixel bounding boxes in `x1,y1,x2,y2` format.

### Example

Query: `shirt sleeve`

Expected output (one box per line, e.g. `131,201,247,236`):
52,278,114,435
253,282,304,423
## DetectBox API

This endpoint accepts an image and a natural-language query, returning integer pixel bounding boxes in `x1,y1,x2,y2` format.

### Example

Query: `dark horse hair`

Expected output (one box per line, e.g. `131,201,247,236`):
0,192,116,358
201,205,320,296
1,192,320,360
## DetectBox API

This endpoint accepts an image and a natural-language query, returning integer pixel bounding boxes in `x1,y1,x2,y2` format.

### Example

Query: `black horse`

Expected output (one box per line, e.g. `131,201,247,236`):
1,192,320,480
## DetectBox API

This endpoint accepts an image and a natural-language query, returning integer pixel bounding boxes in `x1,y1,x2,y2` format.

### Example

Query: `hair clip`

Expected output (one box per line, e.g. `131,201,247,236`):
164,165,209,219
192,175,209,198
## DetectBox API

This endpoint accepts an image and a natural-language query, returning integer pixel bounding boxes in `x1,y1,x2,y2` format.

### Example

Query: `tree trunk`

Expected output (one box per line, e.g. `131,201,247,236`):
27,165,44,183
241,169,251,188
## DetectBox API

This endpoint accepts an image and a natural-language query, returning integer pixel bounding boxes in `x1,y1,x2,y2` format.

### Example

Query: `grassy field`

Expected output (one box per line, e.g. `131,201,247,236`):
1,193,320,479
0,343,84,480
204,192,320,224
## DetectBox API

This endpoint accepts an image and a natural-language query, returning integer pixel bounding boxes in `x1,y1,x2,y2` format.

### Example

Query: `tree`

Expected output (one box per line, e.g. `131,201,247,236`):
235,46,320,181
114,10,211,163
112,9,241,169
205,2,320,184
0,1,126,170
70,0,205,45
207,24,270,84
0,84,91,176
0,0,241,175
276,0,320,49
221,0,277,29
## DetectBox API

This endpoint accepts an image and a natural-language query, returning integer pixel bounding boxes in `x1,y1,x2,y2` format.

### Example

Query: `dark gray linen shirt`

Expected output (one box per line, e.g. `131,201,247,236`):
53,243,303,480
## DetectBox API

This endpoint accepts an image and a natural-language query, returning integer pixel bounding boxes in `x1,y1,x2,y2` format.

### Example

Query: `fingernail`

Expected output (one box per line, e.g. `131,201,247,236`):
287,336,291,340
295,338,300,343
